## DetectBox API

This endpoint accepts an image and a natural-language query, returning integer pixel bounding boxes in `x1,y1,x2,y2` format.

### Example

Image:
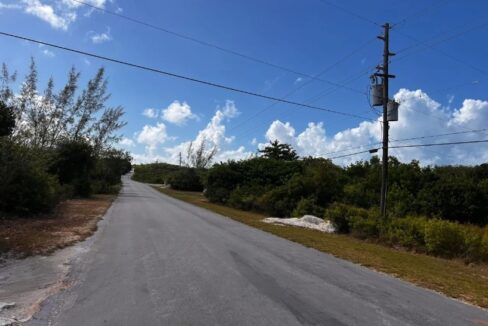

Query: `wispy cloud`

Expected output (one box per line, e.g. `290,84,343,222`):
142,108,158,119
0,2,22,9
4,0,112,31
22,0,76,30
90,27,112,44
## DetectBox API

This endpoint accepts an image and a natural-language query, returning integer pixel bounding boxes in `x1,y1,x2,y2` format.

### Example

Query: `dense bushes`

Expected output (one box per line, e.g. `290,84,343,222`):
50,139,95,197
167,168,203,191
323,204,488,262
131,163,204,191
92,149,132,194
205,157,345,217
0,139,60,214
0,137,131,217
204,152,488,226
0,59,131,217
132,163,182,184
0,101,15,137
385,216,426,249
292,197,324,217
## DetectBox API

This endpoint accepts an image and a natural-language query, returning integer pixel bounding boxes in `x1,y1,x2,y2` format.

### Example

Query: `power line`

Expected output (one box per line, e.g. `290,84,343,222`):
314,0,488,77
392,128,488,143
227,38,378,134
395,19,488,58
316,0,381,27
328,149,374,160
71,0,365,95
322,127,488,157
327,138,488,160
394,28,488,76
0,31,372,121
390,139,488,149
232,65,378,140
392,0,450,29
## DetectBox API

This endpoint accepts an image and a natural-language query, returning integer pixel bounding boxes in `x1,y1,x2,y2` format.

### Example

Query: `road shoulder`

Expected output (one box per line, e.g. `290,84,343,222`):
154,186,488,310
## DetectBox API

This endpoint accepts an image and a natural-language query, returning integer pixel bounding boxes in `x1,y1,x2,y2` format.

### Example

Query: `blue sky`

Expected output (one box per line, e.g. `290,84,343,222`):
1,0,487,165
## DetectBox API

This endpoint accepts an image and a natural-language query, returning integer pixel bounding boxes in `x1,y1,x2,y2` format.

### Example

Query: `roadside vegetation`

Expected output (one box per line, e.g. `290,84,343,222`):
156,187,488,308
138,140,488,263
0,58,131,255
132,140,215,190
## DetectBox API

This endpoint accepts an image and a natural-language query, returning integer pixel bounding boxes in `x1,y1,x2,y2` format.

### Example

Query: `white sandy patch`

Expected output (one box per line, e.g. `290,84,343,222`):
0,245,87,325
263,215,336,233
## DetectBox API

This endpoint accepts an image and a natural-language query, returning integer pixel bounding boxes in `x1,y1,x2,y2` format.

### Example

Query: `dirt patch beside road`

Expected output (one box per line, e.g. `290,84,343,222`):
0,195,115,258
0,194,116,325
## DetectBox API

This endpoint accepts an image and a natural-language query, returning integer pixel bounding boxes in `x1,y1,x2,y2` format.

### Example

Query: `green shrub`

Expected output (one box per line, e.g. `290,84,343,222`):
291,197,324,217
350,215,380,239
0,139,60,214
257,186,296,217
132,162,180,184
461,226,488,262
227,185,262,211
50,139,95,197
424,219,466,258
0,101,15,137
167,168,203,191
324,203,369,233
384,216,427,249
480,230,488,261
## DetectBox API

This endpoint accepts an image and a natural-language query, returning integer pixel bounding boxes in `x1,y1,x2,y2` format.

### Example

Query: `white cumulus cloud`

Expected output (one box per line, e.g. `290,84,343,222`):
132,100,251,164
265,120,296,145
260,89,488,166
136,123,168,153
161,100,197,125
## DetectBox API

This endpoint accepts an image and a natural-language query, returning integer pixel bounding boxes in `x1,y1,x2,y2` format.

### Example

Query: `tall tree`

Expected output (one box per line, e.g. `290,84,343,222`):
0,63,16,104
259,140,298,161
71,67,108,139
16,58,38,142
2,59,125,150
186,140,217,168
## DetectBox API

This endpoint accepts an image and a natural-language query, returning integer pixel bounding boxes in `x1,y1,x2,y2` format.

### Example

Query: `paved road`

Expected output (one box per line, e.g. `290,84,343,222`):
30,177,488,325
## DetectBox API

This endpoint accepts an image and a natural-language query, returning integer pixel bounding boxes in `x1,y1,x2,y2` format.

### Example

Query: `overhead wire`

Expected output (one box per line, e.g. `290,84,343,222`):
0,31,374,121
228,39,379,136
71,0,365,95
391,0,450,29
322,128,488,157
315,0,381,27
327,138,488,160
232,65,379,140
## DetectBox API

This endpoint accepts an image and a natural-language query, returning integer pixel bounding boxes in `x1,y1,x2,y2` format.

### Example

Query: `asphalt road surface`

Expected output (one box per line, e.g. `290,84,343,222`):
29,177,488,326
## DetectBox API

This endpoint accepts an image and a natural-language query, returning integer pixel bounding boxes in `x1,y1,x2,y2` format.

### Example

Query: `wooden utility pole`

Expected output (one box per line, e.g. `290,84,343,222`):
376,23,395,218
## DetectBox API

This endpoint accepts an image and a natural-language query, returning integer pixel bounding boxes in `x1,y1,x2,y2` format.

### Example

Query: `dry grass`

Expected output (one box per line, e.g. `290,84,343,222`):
157,187,488,309
0,195,115,258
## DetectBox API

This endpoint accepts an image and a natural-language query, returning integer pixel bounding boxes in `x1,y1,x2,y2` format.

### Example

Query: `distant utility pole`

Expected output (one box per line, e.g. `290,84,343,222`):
374,23,396,218
178,152,182,167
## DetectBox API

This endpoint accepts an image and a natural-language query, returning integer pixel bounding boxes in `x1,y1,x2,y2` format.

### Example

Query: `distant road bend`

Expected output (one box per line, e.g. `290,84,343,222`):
30,176,488,325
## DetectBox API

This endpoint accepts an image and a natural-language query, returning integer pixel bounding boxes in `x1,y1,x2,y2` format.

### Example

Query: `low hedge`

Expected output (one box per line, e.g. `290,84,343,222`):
324,203,488,262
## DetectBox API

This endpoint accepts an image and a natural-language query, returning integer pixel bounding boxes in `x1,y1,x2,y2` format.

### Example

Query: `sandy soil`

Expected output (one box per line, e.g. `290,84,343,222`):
0,195,114,325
